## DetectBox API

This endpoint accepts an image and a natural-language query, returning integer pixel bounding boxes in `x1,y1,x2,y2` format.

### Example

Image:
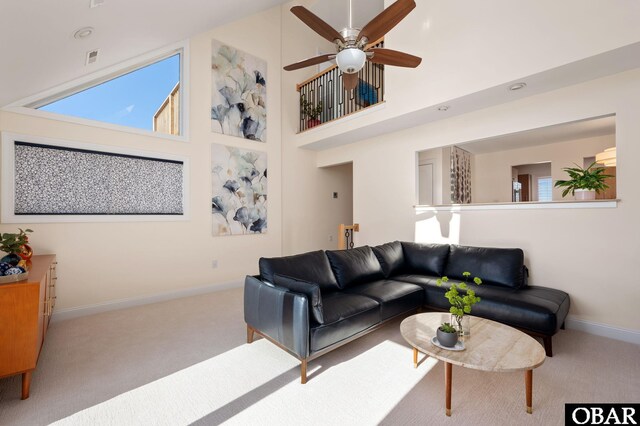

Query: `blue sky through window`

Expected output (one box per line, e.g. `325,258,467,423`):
38,54,180,131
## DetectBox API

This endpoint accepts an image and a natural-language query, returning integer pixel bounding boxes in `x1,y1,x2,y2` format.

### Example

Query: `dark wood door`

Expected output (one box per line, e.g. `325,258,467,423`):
518,174,531,202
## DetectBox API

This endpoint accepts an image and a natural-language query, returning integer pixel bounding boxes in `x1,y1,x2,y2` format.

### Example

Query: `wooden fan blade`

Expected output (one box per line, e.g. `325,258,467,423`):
368,48,422,67
358,0,416,43
283,54,335,71
342,72,358,91
291,6,345,44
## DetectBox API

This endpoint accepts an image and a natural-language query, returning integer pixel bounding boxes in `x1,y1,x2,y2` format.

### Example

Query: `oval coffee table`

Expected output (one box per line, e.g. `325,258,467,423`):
400,312,546,416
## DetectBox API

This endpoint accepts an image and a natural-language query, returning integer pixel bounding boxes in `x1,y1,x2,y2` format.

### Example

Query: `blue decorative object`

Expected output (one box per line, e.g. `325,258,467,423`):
4,267,25,275
0,253,21,266
0,262,11,275
356,79,378,107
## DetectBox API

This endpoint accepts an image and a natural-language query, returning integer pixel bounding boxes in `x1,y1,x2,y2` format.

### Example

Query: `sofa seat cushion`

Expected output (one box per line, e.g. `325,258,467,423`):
259,250,340,292
421,281,570,335
401,242,450,276
309,293,380,353
392,274,440,287
346,280,424,320
325,246,385,289
371,241,405,278
445,245,525,289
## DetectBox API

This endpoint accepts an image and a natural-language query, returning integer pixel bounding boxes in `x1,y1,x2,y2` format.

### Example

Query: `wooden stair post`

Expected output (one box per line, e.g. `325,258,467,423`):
338,223,360,250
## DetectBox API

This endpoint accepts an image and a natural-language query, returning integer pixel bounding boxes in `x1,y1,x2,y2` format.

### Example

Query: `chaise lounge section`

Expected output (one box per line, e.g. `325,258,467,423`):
244,242,570,383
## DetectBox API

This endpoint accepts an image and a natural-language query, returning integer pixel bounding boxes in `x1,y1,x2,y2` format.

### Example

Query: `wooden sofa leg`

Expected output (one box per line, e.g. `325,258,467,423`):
301,359,307,384
247,325,255,344
543,336,553,357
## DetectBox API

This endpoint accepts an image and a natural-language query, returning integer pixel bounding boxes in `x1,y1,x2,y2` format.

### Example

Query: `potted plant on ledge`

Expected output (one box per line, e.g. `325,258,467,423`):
300,96,323,129
554,162,611,201
436,272,482,337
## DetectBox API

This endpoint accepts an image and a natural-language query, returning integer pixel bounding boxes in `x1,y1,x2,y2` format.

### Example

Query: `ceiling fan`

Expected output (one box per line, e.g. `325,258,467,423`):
283,0,422,91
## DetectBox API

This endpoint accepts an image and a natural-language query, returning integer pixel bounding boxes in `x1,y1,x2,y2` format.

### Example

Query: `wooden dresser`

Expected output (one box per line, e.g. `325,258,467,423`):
0,254,57,399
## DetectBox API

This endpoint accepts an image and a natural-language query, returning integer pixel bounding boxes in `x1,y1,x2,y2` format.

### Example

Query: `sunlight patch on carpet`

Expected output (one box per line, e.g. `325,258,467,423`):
51,338,437,426
51,340,299,426
222,340,438,425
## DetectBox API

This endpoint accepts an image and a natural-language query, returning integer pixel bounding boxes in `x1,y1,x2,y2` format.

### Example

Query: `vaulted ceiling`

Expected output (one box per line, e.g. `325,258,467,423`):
0,0,290,107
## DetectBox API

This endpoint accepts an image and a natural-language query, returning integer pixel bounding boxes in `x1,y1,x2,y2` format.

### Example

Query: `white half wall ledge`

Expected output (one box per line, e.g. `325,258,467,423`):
51,279,243,322
565,316,640,346
415,200,619,212
297,42,640,151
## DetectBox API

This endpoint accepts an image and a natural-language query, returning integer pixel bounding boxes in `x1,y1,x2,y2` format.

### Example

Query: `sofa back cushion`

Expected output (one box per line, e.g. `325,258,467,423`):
259,250,340,292
444,245,525,289
401,242,450,276
325,246,385,289
273,274,324,324
372,241,405,277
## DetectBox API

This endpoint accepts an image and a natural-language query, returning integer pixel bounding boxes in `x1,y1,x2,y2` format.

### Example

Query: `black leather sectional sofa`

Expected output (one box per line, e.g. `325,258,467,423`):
244,241,570,383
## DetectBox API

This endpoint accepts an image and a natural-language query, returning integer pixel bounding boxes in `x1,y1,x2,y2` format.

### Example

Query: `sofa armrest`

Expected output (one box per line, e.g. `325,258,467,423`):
244,275,310,359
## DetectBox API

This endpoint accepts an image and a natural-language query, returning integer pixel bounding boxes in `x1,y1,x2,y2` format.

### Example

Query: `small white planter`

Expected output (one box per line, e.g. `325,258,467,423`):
575,189,596,200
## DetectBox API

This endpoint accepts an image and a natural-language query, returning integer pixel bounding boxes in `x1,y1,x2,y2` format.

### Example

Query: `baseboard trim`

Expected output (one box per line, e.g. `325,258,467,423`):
565,315,640,345
51,279,243,322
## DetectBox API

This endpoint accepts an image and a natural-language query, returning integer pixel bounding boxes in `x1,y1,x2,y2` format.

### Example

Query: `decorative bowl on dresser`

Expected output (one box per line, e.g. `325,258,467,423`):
0,254,57,399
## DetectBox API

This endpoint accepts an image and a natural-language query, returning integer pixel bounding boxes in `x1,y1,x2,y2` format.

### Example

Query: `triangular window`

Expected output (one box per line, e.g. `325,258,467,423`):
29,53,182,136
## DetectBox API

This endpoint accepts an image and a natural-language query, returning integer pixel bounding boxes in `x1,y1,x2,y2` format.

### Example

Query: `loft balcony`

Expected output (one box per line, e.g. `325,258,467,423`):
296,40,385,133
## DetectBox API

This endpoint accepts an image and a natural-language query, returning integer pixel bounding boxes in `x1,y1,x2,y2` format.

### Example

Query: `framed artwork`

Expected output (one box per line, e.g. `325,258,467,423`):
211,143,267,236
211,40,267,142
1,132,189,223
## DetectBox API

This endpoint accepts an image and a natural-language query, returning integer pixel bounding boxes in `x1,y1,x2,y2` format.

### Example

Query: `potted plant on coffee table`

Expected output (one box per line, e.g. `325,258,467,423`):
436,322,459,348
436,272,482,337
554,162,611,201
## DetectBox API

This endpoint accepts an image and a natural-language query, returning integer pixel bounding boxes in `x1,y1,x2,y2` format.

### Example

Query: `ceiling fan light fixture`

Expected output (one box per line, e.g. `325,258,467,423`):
336,48,366,74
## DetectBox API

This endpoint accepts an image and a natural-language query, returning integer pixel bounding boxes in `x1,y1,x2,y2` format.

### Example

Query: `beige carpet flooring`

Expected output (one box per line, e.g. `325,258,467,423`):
0,287,638,425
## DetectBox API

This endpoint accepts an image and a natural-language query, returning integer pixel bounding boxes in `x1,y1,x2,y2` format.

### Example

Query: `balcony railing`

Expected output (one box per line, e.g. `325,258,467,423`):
297,40,384,133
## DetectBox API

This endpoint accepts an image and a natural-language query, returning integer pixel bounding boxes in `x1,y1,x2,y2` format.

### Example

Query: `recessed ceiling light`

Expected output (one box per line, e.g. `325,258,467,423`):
74,27,94,39
437,105,450,111
508,82,527,91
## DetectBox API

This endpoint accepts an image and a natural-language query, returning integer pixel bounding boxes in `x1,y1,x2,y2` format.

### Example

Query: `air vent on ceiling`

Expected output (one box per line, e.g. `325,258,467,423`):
90,0,105,8
85,49,99,65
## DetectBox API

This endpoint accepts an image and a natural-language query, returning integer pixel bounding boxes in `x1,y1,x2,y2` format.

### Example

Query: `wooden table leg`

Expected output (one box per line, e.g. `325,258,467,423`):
445,362,452,416
525,369,533,414
413,347,418,368
21,371,32,400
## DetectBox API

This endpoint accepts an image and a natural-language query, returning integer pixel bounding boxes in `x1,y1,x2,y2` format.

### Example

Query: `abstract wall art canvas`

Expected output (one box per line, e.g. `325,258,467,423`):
211,144,267,236
13,141,183,215
211,40,267,142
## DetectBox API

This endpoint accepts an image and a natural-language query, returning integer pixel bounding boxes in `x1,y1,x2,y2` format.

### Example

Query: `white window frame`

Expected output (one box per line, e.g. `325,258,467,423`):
1,132,190,223
2,41,190,143
537,176,553,202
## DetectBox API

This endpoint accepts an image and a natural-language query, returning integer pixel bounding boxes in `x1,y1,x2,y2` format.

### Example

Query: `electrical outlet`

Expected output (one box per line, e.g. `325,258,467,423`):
333,192,338,199
328,235,334,242
212,260,218,269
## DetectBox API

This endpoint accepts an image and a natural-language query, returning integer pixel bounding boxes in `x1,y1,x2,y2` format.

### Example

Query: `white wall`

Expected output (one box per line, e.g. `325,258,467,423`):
280,0,353,254
473,135,615,202
315,69,640,331
319,163,353,249
417,147,451,205
0,7,283,311
293,0,640,147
